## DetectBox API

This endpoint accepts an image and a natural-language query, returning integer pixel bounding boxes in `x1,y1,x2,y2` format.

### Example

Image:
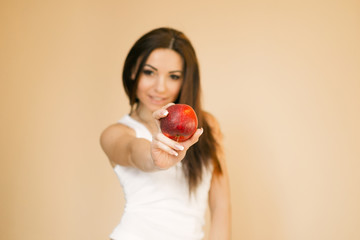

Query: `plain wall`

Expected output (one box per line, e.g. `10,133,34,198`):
1,0,359,239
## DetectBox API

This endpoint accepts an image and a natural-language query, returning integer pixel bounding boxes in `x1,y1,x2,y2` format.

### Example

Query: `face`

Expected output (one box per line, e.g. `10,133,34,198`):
135,48,184,113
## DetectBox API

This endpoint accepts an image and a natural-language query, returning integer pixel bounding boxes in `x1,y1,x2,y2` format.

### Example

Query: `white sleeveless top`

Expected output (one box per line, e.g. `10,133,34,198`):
110,115,213,240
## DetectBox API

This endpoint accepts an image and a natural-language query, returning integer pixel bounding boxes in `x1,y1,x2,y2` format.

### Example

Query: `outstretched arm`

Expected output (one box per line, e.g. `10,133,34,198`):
100,106,203,171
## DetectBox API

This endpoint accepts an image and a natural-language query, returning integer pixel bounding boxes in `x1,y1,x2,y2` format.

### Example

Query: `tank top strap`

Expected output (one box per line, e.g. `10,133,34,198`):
118,115,153,142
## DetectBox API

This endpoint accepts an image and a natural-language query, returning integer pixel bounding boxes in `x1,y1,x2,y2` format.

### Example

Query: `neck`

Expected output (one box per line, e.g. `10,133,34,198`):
134,104,152,121
131,104,158,134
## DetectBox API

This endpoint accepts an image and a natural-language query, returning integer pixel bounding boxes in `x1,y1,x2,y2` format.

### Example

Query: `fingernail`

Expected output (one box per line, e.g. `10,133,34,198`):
173,151,179,156
162,110,169,117
175,144,184,151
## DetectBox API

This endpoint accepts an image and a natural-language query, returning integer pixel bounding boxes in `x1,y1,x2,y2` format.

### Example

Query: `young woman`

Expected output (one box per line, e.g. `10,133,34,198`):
100,27,231,240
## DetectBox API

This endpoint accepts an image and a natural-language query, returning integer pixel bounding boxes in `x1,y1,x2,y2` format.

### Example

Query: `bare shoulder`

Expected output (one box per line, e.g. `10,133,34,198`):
100,122,135,146
100,122,136,165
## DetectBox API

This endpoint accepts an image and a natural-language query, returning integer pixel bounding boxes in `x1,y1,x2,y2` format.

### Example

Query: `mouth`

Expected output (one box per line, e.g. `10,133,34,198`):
149,95,167,104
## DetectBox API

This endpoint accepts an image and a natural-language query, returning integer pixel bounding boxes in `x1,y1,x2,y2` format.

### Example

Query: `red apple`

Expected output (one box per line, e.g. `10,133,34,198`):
160,104,198,142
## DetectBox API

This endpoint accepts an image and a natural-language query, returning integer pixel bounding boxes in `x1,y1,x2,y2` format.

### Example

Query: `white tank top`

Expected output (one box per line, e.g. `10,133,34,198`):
110,115,213,240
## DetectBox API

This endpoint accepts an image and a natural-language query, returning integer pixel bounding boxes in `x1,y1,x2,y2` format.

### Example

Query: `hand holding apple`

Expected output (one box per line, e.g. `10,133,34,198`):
160,104,198,142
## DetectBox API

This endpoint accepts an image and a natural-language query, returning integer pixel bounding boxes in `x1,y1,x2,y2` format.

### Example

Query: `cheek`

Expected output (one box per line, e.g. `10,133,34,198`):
136,78,152,93
135,83,148,100
169,81,183,96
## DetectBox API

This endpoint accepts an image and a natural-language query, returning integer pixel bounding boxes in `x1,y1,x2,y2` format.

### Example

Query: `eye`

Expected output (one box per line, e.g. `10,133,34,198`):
142,69,154,76
170,74,181,80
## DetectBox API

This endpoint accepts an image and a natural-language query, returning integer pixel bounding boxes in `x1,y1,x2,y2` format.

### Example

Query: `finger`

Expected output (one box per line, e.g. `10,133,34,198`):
156,133,185,151
152,108,169,121
182,128,204,149
152,103,176,132
153,110,166,131
162,102,175,109
152,103,175,120
153,137,179,156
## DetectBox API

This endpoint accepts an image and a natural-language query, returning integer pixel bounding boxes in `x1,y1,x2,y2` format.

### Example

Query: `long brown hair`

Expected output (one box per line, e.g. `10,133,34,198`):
122,27,222,192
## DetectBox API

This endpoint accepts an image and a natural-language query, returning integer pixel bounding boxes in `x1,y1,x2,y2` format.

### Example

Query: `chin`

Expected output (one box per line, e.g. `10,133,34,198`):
147,104,166,112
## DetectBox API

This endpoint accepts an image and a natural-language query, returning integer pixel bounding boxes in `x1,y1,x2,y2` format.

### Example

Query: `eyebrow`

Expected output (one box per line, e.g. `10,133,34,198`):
144,64,158,71
144,64,182,74
169,70,182,74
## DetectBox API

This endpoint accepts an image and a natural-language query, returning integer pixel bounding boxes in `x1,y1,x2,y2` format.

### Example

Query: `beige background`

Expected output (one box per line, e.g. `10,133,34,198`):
1,0,360,239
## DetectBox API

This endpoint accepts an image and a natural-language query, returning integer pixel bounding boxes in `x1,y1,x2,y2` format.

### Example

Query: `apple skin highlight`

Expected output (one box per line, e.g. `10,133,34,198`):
160,104,198,142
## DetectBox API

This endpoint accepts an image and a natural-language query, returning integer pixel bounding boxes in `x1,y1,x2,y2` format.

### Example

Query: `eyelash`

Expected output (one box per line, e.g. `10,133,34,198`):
170,74,181,80
142,69,181,80
142,69,154,76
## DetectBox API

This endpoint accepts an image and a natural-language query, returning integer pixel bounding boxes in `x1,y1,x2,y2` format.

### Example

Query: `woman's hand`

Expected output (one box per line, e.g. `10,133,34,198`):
150,104,203,170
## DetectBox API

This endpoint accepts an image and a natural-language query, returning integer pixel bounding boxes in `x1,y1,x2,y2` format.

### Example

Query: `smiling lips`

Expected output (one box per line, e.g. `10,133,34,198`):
149,95,168,104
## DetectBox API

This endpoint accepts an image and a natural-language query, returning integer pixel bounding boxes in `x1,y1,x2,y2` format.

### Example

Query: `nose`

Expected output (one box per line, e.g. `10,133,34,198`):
155,76,166,93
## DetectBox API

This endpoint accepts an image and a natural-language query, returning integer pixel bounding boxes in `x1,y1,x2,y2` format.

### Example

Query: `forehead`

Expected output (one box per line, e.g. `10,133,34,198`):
146,48,183,70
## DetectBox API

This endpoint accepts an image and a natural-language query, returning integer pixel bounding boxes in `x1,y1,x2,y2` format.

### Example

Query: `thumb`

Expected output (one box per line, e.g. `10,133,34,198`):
182,128,203,150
